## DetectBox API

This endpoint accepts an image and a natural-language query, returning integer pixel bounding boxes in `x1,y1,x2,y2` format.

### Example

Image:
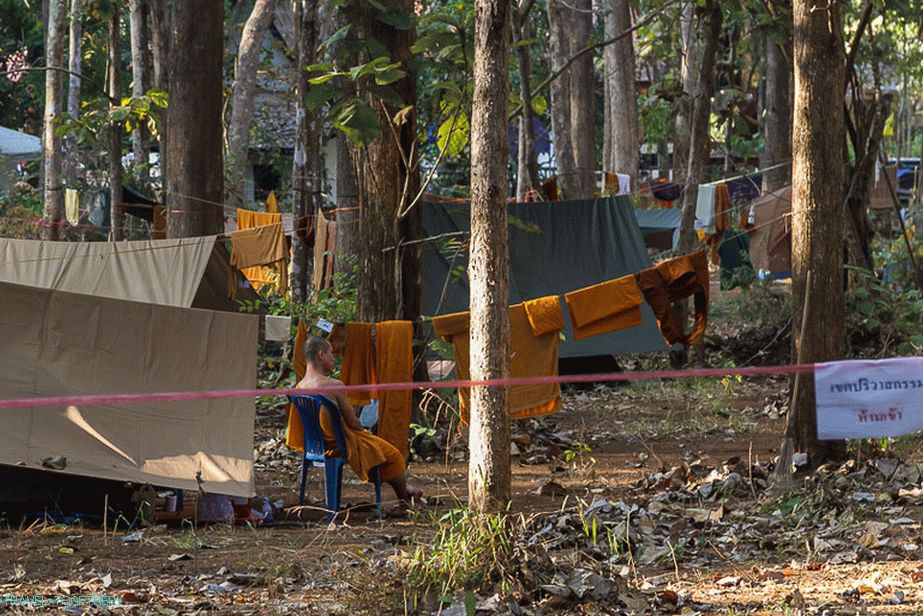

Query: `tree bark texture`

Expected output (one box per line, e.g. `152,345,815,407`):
228,0,275,208
790,0,846,463
129,0,149,184
334,133,360,276
355,0,421,322
109,8,124,241
148,0,169,199
604,0,639,189
512,4,540,201
760,28,792,193
546,0,575,199
290,0,319,304
468,0,512,513
677,0,721,254
166,0,225,238
41,0,67,241
64,0,82,185
671,0,697,184
568,0,595,198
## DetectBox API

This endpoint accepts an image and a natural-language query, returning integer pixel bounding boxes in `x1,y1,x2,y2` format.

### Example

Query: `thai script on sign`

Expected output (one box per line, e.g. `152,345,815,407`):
829,378,923,394
857,407,904,423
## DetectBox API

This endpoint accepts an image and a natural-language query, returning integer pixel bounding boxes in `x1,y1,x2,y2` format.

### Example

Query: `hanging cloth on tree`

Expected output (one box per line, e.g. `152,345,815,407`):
633,249,710,346
374,321,414,460
564,275,644,340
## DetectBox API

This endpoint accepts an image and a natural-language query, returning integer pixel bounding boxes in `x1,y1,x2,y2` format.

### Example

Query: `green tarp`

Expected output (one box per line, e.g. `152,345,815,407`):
421,196,668,358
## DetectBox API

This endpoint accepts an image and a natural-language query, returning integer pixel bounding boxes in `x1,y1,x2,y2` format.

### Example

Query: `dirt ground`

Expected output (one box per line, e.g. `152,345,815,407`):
2,370,922,615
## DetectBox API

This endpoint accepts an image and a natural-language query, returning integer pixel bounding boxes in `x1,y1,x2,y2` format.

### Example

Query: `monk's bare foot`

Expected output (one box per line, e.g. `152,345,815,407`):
406,484,424,502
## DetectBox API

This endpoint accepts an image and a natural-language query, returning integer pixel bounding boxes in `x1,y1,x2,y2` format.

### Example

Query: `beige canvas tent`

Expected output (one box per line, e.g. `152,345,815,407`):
0,236,260,311
749,186,792,275
0,281,258,497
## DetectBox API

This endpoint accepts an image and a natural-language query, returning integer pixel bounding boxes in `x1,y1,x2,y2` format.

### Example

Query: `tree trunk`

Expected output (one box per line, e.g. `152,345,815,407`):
108,8,124,241
604,0,639,189
354,0,420,322
677,0,721,254
547,0,575,198
568,0,595,197
148,0,169,198
512,3,540,201
64,0,82,185
166,0,225,238
290,0,319,304
468,0,511,513
790,0,846,463
41,0,67,241
227,0,275,208
334,133,360,276
761,24,792,193
129,0,149,185
672,0,697,184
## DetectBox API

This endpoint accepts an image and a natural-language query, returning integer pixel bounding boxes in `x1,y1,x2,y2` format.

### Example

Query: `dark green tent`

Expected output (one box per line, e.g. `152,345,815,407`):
421,196,668,358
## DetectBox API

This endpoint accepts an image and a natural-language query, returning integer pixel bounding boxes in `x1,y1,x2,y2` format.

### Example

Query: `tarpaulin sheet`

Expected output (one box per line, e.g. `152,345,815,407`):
0,237,217,308
422,196,667,357
0,282,258,497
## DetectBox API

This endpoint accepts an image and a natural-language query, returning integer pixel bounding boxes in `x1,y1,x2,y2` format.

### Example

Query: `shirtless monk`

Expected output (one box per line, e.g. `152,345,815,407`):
297,336,423,504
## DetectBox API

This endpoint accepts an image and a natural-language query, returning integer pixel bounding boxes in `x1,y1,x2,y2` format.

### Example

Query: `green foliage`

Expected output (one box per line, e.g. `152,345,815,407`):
405,508,520,602
845,263,923,358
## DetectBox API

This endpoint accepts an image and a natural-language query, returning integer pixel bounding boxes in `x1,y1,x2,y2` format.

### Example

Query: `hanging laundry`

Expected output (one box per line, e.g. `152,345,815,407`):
706,184,732,264
432,301,562,423
229,222,286,269
65,188,79,226
264,315,291,342
634,250,710,346
695,183,717,233
374,321,414,459
340,322,377,407
265,191,280,214
311,211,337,293
286,320,309,451
152,205,167,240
565,276,643,340
617,173,631,196
236,208,287,292
523,295,565,336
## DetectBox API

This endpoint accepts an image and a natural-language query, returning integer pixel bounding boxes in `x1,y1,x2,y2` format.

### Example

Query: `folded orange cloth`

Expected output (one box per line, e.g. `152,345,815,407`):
523,295,565,336
319,400,405,483
230,223,286,268
375,321,414,459
237,208,281,230
565,275,643,340
341,322,377,407
433,303,561,422
286,321,309,451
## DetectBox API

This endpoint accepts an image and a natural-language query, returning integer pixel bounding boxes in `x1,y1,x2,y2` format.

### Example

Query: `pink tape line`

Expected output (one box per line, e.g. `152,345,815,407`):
0,363,818,410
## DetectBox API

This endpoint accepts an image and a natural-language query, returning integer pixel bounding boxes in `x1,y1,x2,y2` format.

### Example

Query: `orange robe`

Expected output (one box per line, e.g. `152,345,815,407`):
319,405,404,483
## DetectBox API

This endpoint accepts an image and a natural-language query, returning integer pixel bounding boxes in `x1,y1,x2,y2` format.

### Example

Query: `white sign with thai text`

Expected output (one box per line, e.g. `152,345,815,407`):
815,356,923,439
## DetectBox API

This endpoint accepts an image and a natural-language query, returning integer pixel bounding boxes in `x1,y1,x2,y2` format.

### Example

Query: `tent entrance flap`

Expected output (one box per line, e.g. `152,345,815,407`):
421,196,668,358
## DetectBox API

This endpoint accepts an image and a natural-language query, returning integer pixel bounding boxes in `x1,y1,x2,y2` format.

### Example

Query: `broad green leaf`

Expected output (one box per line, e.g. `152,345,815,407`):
531,94,548,115
336,101,381,145
305,83,337,110
377,9,416,30
322,24,351,49
375,67,406,85
437,111,469,157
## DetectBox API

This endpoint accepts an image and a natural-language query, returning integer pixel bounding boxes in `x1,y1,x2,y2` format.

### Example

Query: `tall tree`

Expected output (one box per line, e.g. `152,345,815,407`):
40,0,67,241
603,0,639,189
671,0,697,184
546,0,575,198
227,0,275,208
512,0,540,201
760,14,792,193
547,0,594,198
468,0,512,513
353,0,421,322
64,0,83,185
148,0,169,197
789,0,847,463
129,0,149,184
677,0,721,254
166,0,225,237
290,0,320,303
108,6,124,241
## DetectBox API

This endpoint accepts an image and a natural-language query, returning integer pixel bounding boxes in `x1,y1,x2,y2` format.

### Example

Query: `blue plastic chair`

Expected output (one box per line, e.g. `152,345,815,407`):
289,394,383,521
